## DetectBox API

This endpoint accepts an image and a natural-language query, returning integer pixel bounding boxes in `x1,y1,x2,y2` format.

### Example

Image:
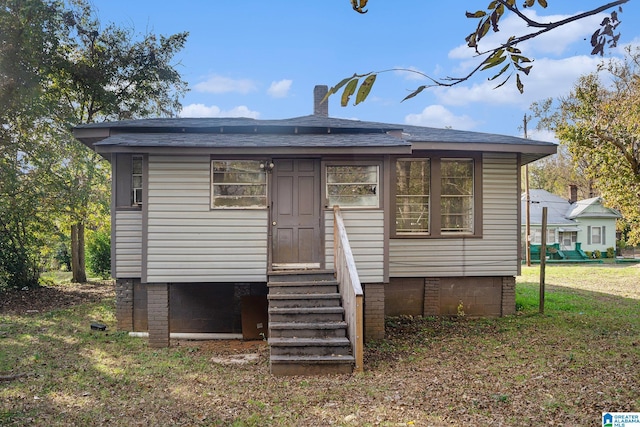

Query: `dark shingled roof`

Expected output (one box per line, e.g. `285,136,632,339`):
399,124,553,147
74,115,557,159
94,132,410,148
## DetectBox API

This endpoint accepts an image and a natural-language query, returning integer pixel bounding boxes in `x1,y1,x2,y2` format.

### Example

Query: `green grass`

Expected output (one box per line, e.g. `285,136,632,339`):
39,271,73,285
0,265,638,426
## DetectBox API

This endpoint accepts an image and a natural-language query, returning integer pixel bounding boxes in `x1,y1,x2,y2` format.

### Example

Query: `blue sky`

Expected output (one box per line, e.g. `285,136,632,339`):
89,1,639,141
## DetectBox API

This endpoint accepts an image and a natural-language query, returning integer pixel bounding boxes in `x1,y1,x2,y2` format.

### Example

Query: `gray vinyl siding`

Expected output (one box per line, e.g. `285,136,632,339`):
146,155,268,283
114,210,142,278
324,209,385,283
389,153,519,277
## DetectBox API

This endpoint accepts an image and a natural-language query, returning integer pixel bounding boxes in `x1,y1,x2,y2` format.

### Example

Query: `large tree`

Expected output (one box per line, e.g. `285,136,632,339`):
331,0,628,105
551,47,640,244
525,146,596,199
0,0,67,288
0,0,188,286
47,1,188,282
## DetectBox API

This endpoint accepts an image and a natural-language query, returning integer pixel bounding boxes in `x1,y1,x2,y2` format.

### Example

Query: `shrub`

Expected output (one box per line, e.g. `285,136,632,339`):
593,249,602,259
0,232,39,290
585,251,592,259
53,242,71,271
86,229,111,279
606,247,615,258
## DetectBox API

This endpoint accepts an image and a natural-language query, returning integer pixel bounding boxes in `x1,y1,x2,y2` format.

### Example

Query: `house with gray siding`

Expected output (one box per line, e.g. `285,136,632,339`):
74,86,556,374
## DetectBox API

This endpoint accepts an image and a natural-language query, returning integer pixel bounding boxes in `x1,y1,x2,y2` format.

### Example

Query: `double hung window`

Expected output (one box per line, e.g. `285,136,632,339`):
440,159,474,234
395,159,430,234
131,155,143,206
326,165,379,208
393,155,480,237
211,160,267,208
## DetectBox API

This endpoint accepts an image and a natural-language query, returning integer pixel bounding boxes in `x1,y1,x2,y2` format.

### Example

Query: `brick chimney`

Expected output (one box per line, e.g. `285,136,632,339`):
313,85,329,117
568,184,578,204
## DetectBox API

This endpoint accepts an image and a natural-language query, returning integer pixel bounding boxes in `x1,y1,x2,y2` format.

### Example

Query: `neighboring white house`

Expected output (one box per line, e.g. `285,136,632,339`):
522,188,621,254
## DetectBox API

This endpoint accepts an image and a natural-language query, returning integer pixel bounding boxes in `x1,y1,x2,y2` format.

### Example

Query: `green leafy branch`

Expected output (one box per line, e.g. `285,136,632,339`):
332,0,628,105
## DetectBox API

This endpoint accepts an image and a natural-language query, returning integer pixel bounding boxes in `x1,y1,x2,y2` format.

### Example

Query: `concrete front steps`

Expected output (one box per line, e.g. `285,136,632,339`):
267,270,354,375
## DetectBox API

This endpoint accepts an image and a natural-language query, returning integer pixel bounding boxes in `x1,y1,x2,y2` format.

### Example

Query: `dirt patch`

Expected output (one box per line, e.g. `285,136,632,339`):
0,281,114,315
175,339,267,356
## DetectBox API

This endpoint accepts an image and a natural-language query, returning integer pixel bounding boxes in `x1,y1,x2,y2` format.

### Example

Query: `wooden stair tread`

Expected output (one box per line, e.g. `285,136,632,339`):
269,306,343,314
270,355,355,364
269,337,350,346
269,321,347,329
268,280,338,287
267,293,340,300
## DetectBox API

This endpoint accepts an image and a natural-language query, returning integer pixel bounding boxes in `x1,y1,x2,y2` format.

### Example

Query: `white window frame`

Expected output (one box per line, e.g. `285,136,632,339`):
591,226,602,244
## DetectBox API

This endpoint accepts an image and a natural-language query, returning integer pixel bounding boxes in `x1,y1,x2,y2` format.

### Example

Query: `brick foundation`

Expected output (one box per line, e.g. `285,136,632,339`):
147,283,170,348
363,283,384,341
387,276,516,318
115,279,134,331
423,278,441,316
501,276,516,316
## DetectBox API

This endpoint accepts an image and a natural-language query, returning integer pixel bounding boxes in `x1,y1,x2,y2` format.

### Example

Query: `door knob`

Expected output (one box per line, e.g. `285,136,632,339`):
272,221,277,226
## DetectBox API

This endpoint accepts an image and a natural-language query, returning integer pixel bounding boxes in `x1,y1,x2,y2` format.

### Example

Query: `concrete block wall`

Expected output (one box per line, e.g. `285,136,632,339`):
363,283,385,341
147,283,170,348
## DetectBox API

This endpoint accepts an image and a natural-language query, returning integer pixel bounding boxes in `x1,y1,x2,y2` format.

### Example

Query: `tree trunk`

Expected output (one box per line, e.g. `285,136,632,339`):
71,222,87,283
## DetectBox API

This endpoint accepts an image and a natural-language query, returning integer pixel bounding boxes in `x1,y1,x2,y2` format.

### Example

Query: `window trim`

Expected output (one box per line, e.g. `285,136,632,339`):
440,157,475,235
391,153,482,238
132,155,144,207
322,160,382,209
591,226,602,245
395,158,431,235
210,159,268,209
114,153,144,211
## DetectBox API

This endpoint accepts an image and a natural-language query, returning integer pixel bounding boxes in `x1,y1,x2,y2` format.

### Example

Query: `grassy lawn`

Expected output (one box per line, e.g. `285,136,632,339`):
1,265,638,426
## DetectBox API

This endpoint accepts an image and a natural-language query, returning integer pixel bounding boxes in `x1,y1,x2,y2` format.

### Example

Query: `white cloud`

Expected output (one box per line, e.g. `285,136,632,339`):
527,128,558,143
404,105,480,130
267,79,292,98
449,9,605,61
436,55,603,108
193,75,257,94
179,104,260,119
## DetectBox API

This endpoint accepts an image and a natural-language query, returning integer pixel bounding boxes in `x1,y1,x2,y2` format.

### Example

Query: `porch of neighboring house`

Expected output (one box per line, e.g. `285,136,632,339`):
528,243,604,264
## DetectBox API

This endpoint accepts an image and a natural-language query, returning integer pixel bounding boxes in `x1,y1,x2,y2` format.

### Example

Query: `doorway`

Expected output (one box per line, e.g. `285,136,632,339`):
271,159,322,269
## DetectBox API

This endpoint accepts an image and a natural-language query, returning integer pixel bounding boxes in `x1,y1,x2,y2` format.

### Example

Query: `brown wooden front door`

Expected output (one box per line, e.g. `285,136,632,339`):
271,159,322,268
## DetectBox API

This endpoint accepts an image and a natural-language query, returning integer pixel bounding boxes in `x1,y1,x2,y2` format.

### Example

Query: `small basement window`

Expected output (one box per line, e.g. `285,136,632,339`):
211,160,267,208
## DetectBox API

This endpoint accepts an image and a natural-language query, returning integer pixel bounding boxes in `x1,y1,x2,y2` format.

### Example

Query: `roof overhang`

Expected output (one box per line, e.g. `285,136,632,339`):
72,117,557,163
410,141,557,164
558,227,581,232
86,132,413,156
